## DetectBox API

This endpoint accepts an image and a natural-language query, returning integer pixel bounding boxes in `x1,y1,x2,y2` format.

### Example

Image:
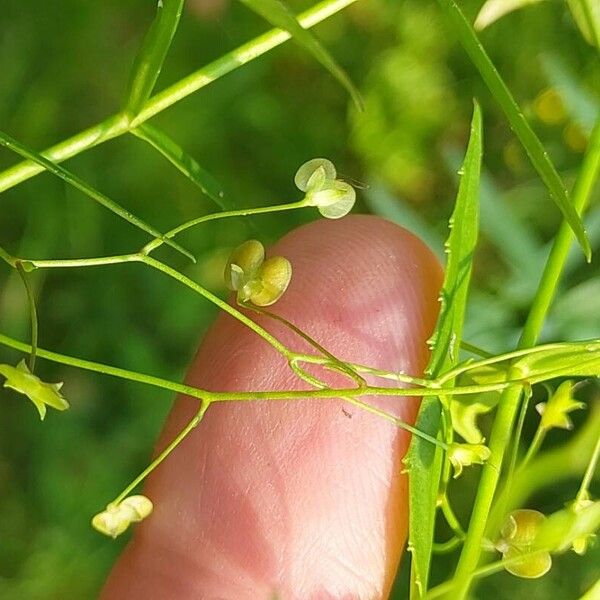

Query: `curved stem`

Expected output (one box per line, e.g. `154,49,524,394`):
15,262,38,371
576,433,600,504
112,400,210,505
141,200,306,255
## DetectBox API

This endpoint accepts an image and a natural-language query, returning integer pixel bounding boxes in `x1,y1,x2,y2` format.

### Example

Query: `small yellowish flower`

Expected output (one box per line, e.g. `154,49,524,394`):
569,493,596,555
295,158,356,219
0,360,69,420
224,240,292,307
496,509,552,579
448,442,491,479
535,380,584,431
92,495,153,539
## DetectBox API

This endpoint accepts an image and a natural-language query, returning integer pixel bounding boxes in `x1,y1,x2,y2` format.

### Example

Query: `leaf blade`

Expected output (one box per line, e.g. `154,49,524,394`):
133,124,228,209
437,0,591,260
125,0,185,116
0,129,194,262
237,0,363,109
407,102,483,596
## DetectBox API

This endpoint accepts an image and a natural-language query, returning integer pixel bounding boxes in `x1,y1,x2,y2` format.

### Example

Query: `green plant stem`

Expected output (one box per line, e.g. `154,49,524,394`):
0,332,511,401
519,426,547,473
15,262,38,371
440,496,466,539
576,433,600,504
16,251,291,358
0,0,358,194
141,200,306,255
112,400,210,505
451,116,600,598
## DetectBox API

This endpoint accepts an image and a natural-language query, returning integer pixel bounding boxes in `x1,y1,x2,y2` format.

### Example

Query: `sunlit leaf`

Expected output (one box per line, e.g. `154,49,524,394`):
406,102,482,596
237,0,363,109
125,0,185,116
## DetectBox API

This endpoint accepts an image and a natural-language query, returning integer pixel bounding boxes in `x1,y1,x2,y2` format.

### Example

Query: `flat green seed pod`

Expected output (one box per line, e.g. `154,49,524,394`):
317,181,356,219
294,158,336,192
224,240,265,290
250,256,292,306
503,545,552,579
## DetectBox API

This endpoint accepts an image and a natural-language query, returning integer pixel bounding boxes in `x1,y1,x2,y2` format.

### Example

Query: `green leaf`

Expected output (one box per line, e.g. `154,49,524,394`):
512,340,600,382
535,501,600,553
0,129,194,262
406,102,482,596
125,0,185,116
436,0,591,261
567,0,600,49
474,0,547,31
237,0,363,110
133,124,227,209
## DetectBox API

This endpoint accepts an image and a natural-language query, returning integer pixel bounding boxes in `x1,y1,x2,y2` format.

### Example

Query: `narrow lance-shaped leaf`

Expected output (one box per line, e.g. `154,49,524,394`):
436,0,591,261
406,102,482,596
0,129,194,262
237,0,363,110
125,0,185,116
133,124,228,210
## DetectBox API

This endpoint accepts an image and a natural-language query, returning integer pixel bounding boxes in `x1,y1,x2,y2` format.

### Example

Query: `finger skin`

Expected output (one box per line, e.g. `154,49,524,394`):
102,215,442,600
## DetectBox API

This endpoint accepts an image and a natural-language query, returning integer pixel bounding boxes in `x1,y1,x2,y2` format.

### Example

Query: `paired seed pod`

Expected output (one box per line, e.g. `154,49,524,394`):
496,509,552,579
92,495,153,539
295,158,356,219
224,240,292,307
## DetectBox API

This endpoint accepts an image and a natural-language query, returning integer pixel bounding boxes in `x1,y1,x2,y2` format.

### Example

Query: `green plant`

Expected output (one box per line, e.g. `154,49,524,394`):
0,0,599,598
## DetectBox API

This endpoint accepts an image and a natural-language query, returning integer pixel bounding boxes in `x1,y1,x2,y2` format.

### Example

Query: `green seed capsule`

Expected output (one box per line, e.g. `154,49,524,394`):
294,158,336,192
496,509,552,579
224,240,292,307
224,240,265,291
250,256,292,306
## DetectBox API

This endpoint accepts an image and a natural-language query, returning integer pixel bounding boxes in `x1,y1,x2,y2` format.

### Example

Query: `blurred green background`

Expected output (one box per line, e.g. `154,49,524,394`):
0,0,598,597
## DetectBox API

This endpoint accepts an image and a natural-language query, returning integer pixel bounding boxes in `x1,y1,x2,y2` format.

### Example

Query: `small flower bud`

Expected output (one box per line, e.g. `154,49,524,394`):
448,442,491,479
535,380,584,431
92,495,153,539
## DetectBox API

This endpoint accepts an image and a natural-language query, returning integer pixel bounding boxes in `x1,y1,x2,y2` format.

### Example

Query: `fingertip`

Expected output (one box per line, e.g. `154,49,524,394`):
102,216,442,600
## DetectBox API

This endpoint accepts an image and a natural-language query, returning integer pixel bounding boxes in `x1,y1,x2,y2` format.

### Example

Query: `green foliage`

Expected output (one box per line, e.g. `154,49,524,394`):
132,123,227,208
436,0,591,260
0,1,599,599
407,102,482,596
238,0,363,109
124,0,185,116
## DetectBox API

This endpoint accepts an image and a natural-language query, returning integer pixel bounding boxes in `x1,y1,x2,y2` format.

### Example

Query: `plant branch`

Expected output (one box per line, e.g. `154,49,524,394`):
451,115,600,598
